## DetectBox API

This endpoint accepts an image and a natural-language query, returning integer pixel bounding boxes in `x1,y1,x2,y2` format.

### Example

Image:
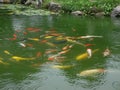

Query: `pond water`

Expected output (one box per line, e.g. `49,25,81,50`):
0,14,120,90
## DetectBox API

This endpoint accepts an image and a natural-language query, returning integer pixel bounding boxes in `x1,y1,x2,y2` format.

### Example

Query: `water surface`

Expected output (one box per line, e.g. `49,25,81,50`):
0,14,120,90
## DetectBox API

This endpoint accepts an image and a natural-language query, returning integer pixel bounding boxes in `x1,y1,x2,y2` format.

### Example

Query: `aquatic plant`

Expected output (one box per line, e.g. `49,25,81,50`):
0,4,56,16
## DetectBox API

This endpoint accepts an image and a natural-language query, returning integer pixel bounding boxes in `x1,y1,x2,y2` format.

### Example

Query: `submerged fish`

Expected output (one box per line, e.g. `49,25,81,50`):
44,36,53,39
77,68,105,77
46,42,56,47
36,52,42,58
18,42,26,47
58,49,70,55
103,48,111,57
62,45,70,51
76,49,99,60
79,35,103,39
4,50,12,55
26,27,40,32
12,56,36,61
28,38,40,41
52,65,74,69
0,60,9,65
66,38,85,46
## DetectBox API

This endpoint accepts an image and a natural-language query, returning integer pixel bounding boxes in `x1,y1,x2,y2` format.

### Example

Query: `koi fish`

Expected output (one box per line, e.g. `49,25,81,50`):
79,35,103,39
23,32,28,35
46,42,56,47
76,49,99,60
62,45,69,51
36,52,42,58
52,65,74,69
47,50,67,60
87,48,92,58
55,36,65,40
26,43,33,47
18,42,26,47
12,56,36,61
48,54,60,61
0,60,9,65
13,33,17,38
58,49,70,55
4,50,12,55
26,27,40,32
40,40,48,43
66,38,85,46
28,38,40,41
77,68,105,77
45,49,58,54
49,33,62,36
44,36,53,39
62,44,73,51
0,57,9,65
103,48,111,57
85,44,95,47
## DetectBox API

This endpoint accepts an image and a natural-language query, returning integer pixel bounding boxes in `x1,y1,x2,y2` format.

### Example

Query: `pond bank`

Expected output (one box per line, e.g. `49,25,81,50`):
1,0,120,17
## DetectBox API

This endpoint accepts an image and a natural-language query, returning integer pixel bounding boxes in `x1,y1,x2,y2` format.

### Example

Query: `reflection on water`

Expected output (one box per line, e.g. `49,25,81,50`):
0,15,120,90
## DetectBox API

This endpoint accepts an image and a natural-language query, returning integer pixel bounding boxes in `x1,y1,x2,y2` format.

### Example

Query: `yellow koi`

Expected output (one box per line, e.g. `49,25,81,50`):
46,42,56,47
12,56,36,61
77,68,105,77
52,65,74,69
55,36,64,40
76,49,99,60
4,50,12,55
44,36,53,39
0,60,9,65
66,38,85,46
28,38,39,41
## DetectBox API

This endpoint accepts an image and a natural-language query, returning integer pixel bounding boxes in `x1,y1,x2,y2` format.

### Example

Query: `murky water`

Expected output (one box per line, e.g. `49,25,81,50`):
0,13,120,90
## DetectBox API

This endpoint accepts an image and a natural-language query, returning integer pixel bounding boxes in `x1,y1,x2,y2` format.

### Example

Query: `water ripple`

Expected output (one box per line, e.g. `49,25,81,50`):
112,81,120,90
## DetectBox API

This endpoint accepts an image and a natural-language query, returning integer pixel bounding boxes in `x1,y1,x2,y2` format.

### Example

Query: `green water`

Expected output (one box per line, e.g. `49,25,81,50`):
0,14,120,90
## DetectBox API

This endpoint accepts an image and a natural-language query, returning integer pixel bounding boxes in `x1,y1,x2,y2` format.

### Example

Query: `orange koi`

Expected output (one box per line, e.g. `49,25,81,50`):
40,40,47,43
23,32,28,35
13,34,17,38
45,49,58,54
48,57,55,61
49,33,61,36
26,27,40,32
26,27,34,31
26,43,33,47
85,44,95,47
36,52,42,58
62,45,69,51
